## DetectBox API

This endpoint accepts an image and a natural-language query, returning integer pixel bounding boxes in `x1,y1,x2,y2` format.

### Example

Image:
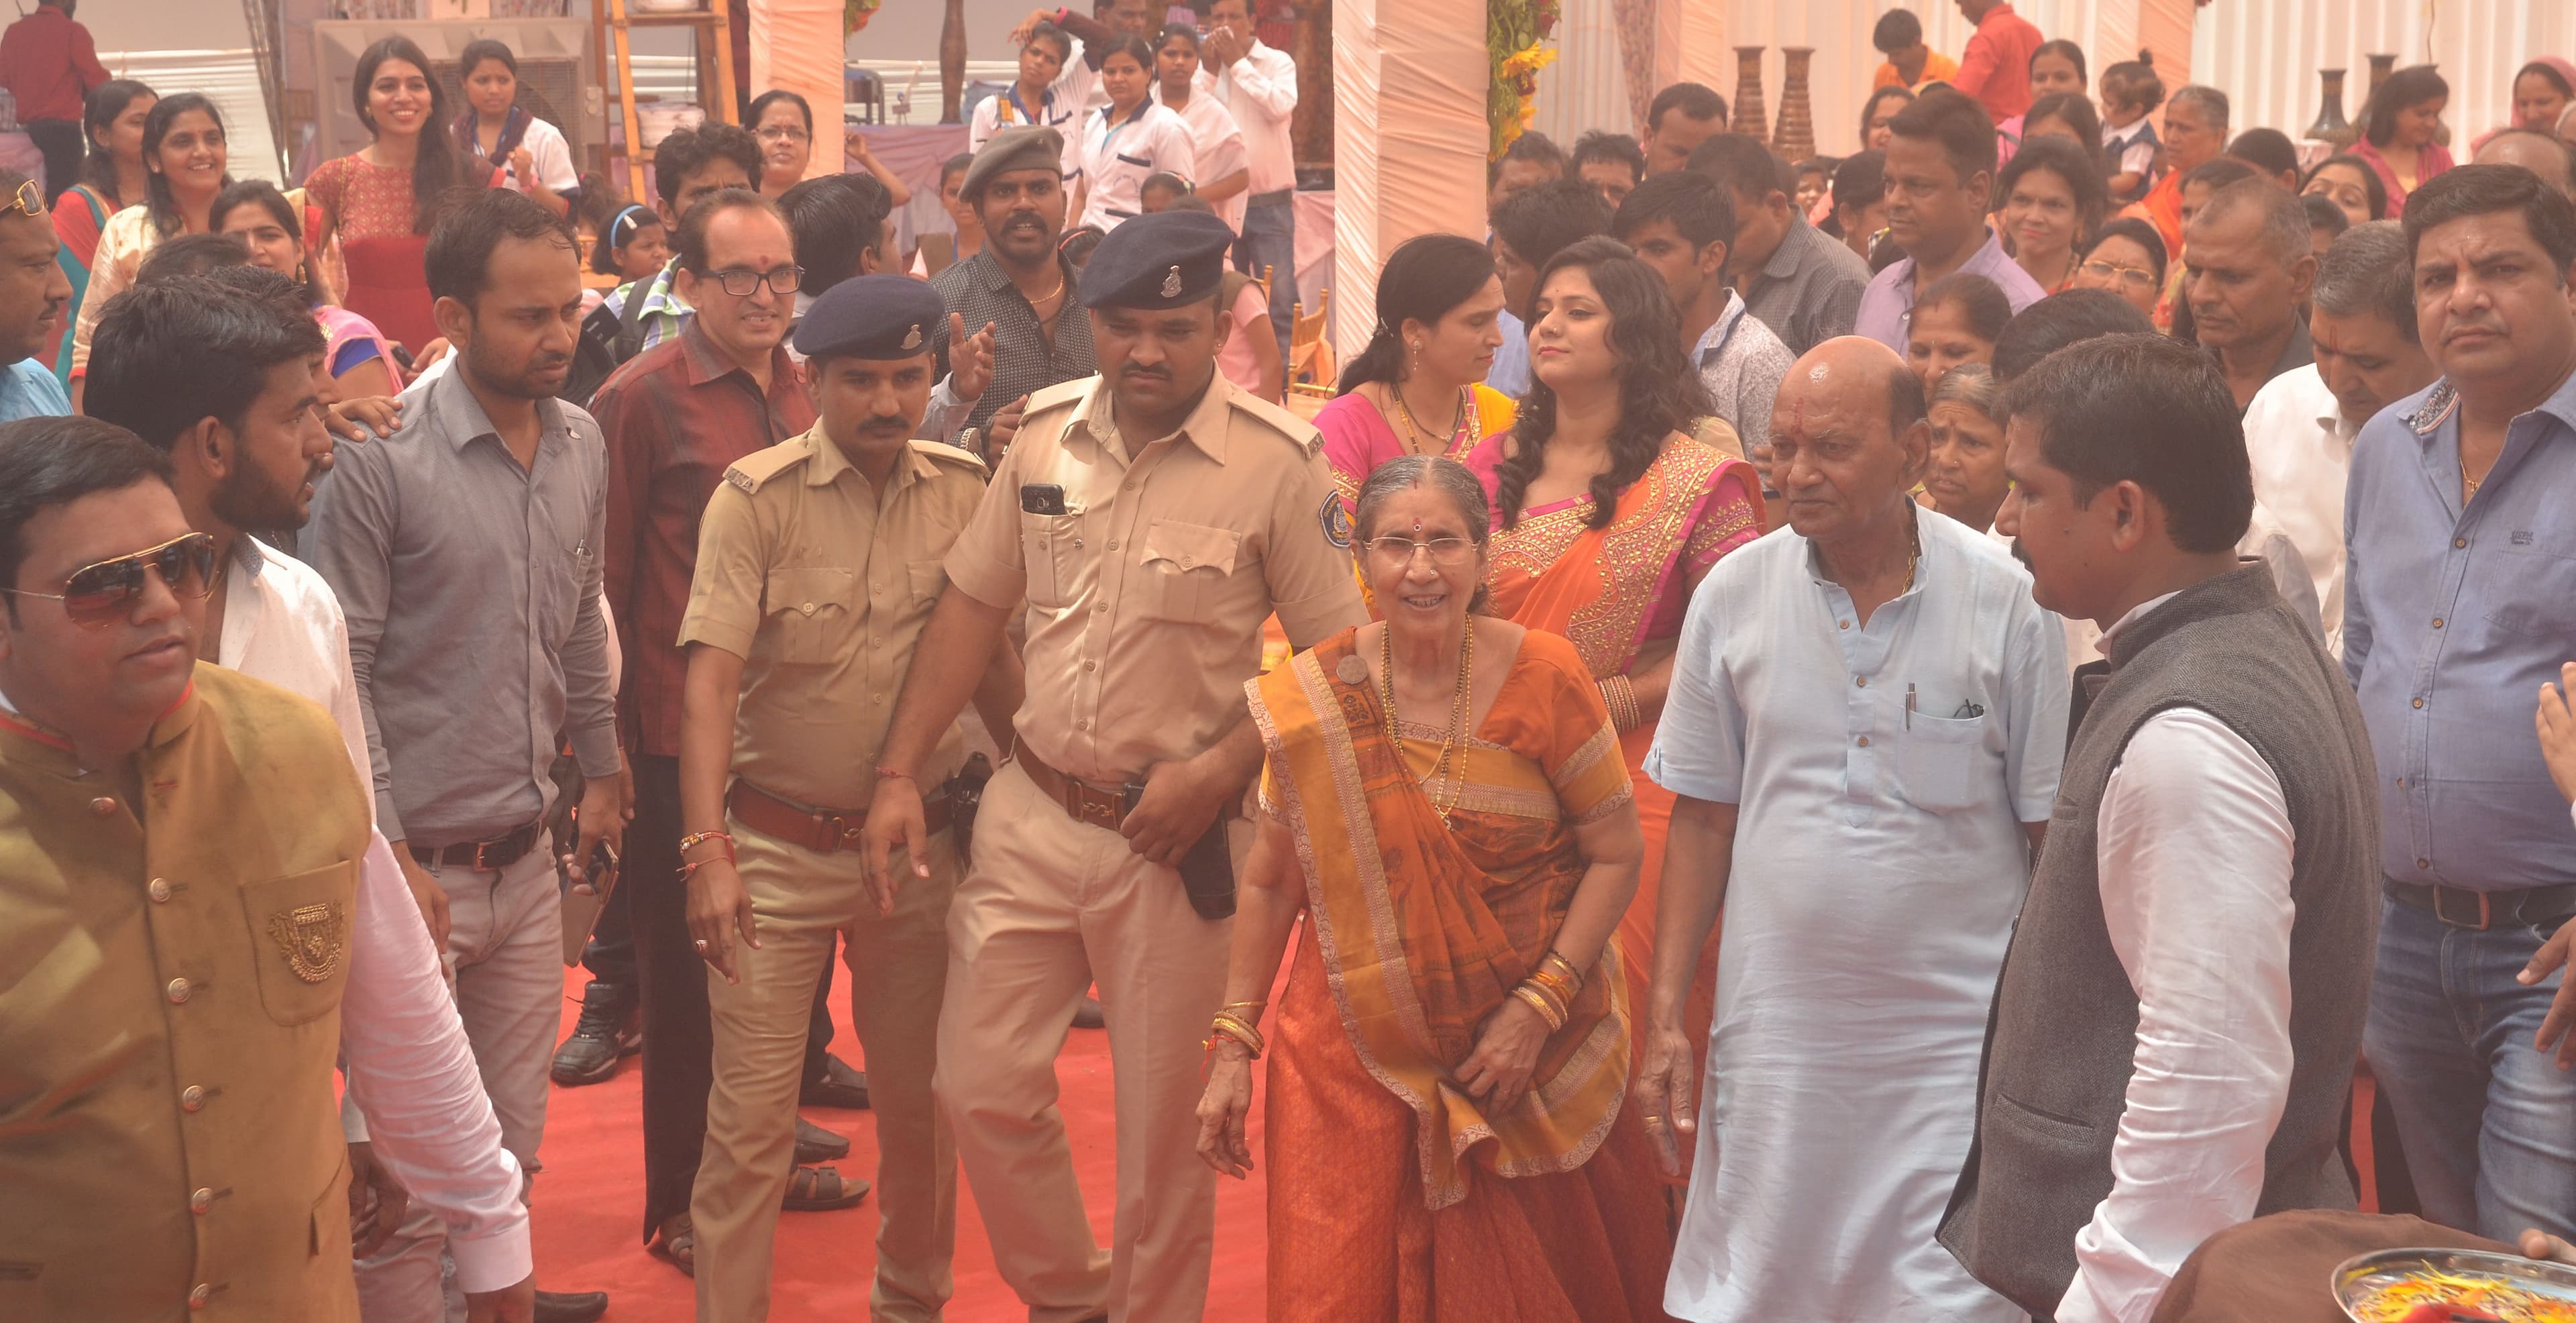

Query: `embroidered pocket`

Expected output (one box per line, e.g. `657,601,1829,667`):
239,861,358,1026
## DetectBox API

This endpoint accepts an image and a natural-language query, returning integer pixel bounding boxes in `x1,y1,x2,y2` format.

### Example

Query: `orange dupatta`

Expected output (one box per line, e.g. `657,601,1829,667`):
1247,629,1633,1209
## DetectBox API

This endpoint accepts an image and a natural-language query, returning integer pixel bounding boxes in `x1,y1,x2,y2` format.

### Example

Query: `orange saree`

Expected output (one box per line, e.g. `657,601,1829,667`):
1461,436,1766,1099
1248,627,1676,1323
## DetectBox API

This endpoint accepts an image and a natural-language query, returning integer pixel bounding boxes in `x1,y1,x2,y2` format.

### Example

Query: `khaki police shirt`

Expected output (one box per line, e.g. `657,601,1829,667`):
680,428,988,812
945,372,1369,786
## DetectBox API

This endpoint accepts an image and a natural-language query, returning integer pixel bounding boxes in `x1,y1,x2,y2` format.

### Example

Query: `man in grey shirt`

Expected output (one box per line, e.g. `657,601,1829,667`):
1613,168,1796,468
1690,132,1871,357
305,190,625,1323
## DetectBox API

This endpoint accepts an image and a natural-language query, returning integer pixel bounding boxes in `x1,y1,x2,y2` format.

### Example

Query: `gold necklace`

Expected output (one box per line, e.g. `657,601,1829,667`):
2463,460,2482,505
1391,382,1472,457
1380,620,1475,827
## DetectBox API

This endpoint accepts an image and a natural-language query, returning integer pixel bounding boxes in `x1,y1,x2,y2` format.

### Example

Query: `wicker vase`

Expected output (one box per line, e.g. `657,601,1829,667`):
1774,47,1816,162
2304,68,2352,146
1733,46,1768,147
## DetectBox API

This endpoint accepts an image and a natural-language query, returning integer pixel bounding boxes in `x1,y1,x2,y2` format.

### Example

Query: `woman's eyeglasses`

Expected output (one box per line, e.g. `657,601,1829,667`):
1,532,218,627
754,125,811,145
2078,258,2158,289
704,265,806,297
1364,535,1479,566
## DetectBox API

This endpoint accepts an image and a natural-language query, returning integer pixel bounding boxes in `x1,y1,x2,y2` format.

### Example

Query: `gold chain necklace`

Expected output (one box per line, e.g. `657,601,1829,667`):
1380,620,1475,827
1391,383,1474,457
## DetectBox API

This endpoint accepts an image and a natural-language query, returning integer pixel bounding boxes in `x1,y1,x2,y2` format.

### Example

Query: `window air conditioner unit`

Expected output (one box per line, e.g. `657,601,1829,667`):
310,18,601,175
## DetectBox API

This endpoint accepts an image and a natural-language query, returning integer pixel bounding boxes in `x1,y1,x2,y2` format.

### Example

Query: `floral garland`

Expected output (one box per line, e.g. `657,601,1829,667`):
1488,0,1560,158
846,0,881,32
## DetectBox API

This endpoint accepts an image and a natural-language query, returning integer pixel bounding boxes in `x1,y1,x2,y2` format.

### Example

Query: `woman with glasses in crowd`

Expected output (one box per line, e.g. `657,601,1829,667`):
1198,454,1670,1319
2069,215,2167,321
747,88,912,208
453,39,577,219
69,91,229,405
46,77,152,386
1462,236,1766,1103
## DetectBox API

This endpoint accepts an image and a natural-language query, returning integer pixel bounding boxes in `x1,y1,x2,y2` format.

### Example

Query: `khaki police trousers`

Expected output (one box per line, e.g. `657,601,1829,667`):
933,757,1243,1323
691,813,960,1322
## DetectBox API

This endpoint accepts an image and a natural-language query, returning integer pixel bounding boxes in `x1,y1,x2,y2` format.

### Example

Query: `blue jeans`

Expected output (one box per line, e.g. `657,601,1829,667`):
1234,196,1297,360
2363,892,2576,1240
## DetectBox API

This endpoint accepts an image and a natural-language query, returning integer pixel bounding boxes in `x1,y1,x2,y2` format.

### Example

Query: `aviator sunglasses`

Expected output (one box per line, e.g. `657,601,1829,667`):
1,532,218,627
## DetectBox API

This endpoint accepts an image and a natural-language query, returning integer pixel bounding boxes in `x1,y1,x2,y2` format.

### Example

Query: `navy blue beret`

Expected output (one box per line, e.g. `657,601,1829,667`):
1076,210,1236,311
792,274,946,361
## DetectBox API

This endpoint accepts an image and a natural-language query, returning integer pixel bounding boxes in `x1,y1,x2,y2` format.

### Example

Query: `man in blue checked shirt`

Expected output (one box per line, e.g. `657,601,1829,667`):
2344,164,2576,1249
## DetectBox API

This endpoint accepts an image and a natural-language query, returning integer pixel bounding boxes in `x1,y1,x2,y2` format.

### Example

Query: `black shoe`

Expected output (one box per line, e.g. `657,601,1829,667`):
531,1289,609,1323
1072,995,1106,1030
795,1116,850,1165
800,1053,869,1110
549,981,639,1087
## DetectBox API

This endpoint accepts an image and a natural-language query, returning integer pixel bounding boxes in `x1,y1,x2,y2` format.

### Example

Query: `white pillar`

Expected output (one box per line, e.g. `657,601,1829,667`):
1333,0,1492,356
747,0,847,182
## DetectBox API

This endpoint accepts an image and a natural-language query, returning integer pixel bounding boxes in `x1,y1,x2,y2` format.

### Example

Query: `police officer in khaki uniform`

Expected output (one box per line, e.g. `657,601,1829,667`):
675,276,1023,1323
0,417,535,1323
864,210,1368,1323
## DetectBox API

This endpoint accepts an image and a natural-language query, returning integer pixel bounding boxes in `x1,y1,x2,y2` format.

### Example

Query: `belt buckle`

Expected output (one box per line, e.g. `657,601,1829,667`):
822,813,865,852
1073,786,1120,829
2432,886,2493,931
470,836,504,871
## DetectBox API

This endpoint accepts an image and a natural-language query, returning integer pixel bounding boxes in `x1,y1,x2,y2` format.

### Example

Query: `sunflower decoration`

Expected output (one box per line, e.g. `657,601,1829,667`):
1487,0,1560,157
846,0,881,34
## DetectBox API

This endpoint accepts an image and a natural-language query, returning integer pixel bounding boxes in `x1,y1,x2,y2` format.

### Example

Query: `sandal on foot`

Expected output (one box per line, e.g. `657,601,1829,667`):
782,1163,870,1212
648,1217,696,1277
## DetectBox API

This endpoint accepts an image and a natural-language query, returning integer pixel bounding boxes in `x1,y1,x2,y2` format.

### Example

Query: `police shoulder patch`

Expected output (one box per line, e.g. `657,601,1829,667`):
1320,492,1353,548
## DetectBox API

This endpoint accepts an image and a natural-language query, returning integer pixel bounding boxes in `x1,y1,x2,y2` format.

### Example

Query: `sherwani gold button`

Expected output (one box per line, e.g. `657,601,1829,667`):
189,1283,212,1308
149,878,173,902
189,1187,215,1214
89,796,117,815
167,977,192,1004
180,1085,207,1111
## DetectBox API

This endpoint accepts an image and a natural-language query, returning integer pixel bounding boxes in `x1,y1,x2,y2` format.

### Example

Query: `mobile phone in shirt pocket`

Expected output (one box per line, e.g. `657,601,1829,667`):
1897,708,1988,814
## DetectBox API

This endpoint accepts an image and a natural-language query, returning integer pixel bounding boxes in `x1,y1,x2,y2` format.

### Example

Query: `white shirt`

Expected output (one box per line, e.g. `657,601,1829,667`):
2241,364,2360,657
969,76,1085,180
216,537,536,1294
2055,593,2297,1323
490,115,580,197
1154,81,1249,231
1076,100,1197,230
1197,38,1298,194
2104,117,2159,179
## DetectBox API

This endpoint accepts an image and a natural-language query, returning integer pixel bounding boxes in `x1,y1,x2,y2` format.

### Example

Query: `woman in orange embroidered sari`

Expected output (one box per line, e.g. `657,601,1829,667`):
1198,456,1672,1322
1460,237,1766,1090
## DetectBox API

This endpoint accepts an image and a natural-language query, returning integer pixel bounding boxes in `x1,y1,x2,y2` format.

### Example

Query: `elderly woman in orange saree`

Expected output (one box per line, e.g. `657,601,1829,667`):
1460,237,1766,1084
1196,455,1672,1322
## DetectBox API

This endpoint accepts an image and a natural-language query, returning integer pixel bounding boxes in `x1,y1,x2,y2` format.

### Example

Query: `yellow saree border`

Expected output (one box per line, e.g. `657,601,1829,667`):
1246,643,1629,1210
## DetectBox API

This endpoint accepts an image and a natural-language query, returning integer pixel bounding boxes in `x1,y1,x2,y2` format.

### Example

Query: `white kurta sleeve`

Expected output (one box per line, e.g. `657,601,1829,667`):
2056,708,2295,1323
341,830,533,1293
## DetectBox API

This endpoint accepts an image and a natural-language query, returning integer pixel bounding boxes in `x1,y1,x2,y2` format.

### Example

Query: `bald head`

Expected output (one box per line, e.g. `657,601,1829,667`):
2475,128,2576,200
1767,337,1930,543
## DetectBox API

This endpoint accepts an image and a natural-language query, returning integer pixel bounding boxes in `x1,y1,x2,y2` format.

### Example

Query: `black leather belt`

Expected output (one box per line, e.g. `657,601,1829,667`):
1245,188,1291,209
410,820,545,871
2387,879,2576,931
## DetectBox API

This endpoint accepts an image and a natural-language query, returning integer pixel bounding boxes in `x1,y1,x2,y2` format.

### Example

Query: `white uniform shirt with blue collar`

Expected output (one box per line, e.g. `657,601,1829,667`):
1075,99,1197,231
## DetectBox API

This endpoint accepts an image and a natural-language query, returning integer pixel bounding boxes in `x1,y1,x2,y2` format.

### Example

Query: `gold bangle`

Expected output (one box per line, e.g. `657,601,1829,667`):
1525,964,1580,1009
1220,1000,1268,1024
1541,951,1585,991
1205,1011,1265,1059
1511,983,1567,1033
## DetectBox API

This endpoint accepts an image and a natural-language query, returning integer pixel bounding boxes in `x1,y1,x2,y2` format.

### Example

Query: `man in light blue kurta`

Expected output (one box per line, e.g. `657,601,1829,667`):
1639,337,2068,1323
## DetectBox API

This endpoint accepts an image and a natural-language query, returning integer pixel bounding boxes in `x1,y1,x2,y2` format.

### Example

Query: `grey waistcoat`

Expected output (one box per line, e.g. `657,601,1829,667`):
1937,564,2381,1314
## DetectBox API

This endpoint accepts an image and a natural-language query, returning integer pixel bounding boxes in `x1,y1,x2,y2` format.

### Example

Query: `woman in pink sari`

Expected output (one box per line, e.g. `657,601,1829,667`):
1317,234,1520,520
2351,65,2455,217
1462,237,1764,1138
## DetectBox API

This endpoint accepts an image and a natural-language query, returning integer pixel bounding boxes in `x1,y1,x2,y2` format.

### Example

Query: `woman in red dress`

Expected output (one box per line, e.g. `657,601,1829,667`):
304,35,466,356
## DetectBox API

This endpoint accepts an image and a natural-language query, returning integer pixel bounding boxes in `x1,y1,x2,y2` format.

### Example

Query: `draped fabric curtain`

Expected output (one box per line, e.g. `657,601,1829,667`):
1332,0,1489,356
747,0,847,182
2192,0,2573,150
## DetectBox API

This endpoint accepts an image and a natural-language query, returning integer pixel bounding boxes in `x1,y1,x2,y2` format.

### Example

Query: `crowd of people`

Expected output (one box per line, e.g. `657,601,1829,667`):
5,0,2576,1321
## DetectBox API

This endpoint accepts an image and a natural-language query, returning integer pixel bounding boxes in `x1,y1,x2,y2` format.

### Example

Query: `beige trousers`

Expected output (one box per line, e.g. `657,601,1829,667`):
934,758,1241,1323
692,814,959,1323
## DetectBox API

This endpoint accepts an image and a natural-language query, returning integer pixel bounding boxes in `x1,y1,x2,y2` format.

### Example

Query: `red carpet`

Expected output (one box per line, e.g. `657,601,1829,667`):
530,961,1273,1321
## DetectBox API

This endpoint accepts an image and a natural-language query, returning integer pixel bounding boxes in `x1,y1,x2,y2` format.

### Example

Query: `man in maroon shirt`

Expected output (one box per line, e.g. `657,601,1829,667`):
587,187,868,1272
0,0,107,204
1951,0,2043,123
